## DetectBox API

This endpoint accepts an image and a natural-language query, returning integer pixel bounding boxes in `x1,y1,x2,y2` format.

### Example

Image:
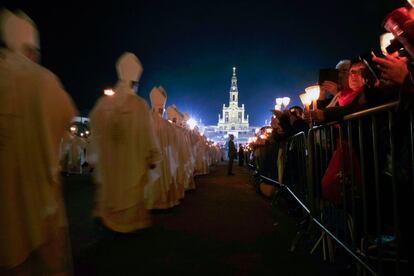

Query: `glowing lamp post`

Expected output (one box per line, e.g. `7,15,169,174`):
299,93,311,112
104,89,115,96
282,97,290,110
305,85,320,111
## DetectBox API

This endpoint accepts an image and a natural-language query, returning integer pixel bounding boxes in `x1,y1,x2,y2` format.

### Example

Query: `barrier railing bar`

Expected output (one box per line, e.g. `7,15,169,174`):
259,175,311,214
358,118,368,238
411,112,414,193
312,218,378,276
347,121,357,251
257,172,377,276
389,111,401,275
344,102,398,120
371,116,383,274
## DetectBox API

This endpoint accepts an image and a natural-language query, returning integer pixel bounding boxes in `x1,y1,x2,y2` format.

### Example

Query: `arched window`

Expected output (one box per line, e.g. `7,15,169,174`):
232,95,235,101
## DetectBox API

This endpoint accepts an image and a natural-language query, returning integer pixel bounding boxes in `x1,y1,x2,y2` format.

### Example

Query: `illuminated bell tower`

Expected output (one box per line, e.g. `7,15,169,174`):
229,67,238,106
217,66,249,135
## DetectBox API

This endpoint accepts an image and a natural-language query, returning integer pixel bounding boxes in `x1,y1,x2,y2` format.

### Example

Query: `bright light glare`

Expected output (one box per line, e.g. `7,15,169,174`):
276,98,283,106
380,33,395,56
104,89,115,96
299,93,312,106
187,118,197,130
305,85,320,101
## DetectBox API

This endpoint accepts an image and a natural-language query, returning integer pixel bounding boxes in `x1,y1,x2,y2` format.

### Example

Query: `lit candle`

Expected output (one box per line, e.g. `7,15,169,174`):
299,92,311,112
305,85,320,111
282,97,290,110
276,98,283,106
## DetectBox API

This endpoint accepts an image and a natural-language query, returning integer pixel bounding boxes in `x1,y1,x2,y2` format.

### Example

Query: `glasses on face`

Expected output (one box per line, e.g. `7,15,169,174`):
349,68,364,76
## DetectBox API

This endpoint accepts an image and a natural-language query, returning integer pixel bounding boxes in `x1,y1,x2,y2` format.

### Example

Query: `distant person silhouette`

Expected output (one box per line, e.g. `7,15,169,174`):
227,134,236,175
238,144,244,166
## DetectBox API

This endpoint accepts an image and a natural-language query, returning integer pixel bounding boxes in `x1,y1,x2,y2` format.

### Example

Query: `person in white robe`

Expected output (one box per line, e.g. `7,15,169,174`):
0,9,77,275
166,105,188,198
89,52,161,233
149,87,180,208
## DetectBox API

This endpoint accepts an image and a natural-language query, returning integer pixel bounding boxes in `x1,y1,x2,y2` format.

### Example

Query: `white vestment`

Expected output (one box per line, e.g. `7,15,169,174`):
90,81,161,233
0,49,76,270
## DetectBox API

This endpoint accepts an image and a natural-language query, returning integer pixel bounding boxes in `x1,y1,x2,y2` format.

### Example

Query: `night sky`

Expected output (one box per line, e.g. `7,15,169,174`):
2,0,406,126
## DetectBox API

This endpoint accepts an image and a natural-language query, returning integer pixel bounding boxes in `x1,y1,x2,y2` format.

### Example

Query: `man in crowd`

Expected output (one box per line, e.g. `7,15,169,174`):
0,9,77,275
227,134,236,175
238,144,244,167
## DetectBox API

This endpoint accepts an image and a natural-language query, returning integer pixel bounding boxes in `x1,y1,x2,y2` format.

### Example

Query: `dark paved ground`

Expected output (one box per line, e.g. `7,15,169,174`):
63,163,335,276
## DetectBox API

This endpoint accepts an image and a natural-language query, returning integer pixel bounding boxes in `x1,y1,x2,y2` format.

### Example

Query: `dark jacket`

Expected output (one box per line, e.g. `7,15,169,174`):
228,140,236,159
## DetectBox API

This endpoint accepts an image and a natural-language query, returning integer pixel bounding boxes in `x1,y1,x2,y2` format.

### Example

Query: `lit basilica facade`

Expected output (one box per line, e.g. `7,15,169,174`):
204,67,257,145
217,67,249,132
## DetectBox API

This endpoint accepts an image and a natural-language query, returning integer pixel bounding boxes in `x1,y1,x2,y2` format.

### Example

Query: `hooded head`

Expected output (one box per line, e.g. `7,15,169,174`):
150,86,167,117
0,9,40,62
166,105,180,125
116,52,143,93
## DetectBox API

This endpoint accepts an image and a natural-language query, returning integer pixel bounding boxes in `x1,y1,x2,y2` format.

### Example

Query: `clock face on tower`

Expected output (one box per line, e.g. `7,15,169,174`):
232,86,236,90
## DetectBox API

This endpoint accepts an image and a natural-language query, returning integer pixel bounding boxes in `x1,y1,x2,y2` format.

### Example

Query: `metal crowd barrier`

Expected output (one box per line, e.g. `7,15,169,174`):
251,101,412,276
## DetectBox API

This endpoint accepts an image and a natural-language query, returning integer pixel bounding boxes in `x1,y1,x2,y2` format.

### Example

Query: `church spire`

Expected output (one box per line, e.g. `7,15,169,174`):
229,66,238,104
230,66,238,93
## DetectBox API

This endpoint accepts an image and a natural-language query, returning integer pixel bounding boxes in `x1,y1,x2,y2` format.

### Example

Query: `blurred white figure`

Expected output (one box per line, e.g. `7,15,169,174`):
149,87,180,208
89,52,161,233
166,105,187,198
68,133,83,174
0,9,77,275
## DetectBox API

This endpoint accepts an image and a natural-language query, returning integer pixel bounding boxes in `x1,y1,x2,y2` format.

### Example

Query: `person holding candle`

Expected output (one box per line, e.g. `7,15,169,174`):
317,60,351,109
306,60,369,123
